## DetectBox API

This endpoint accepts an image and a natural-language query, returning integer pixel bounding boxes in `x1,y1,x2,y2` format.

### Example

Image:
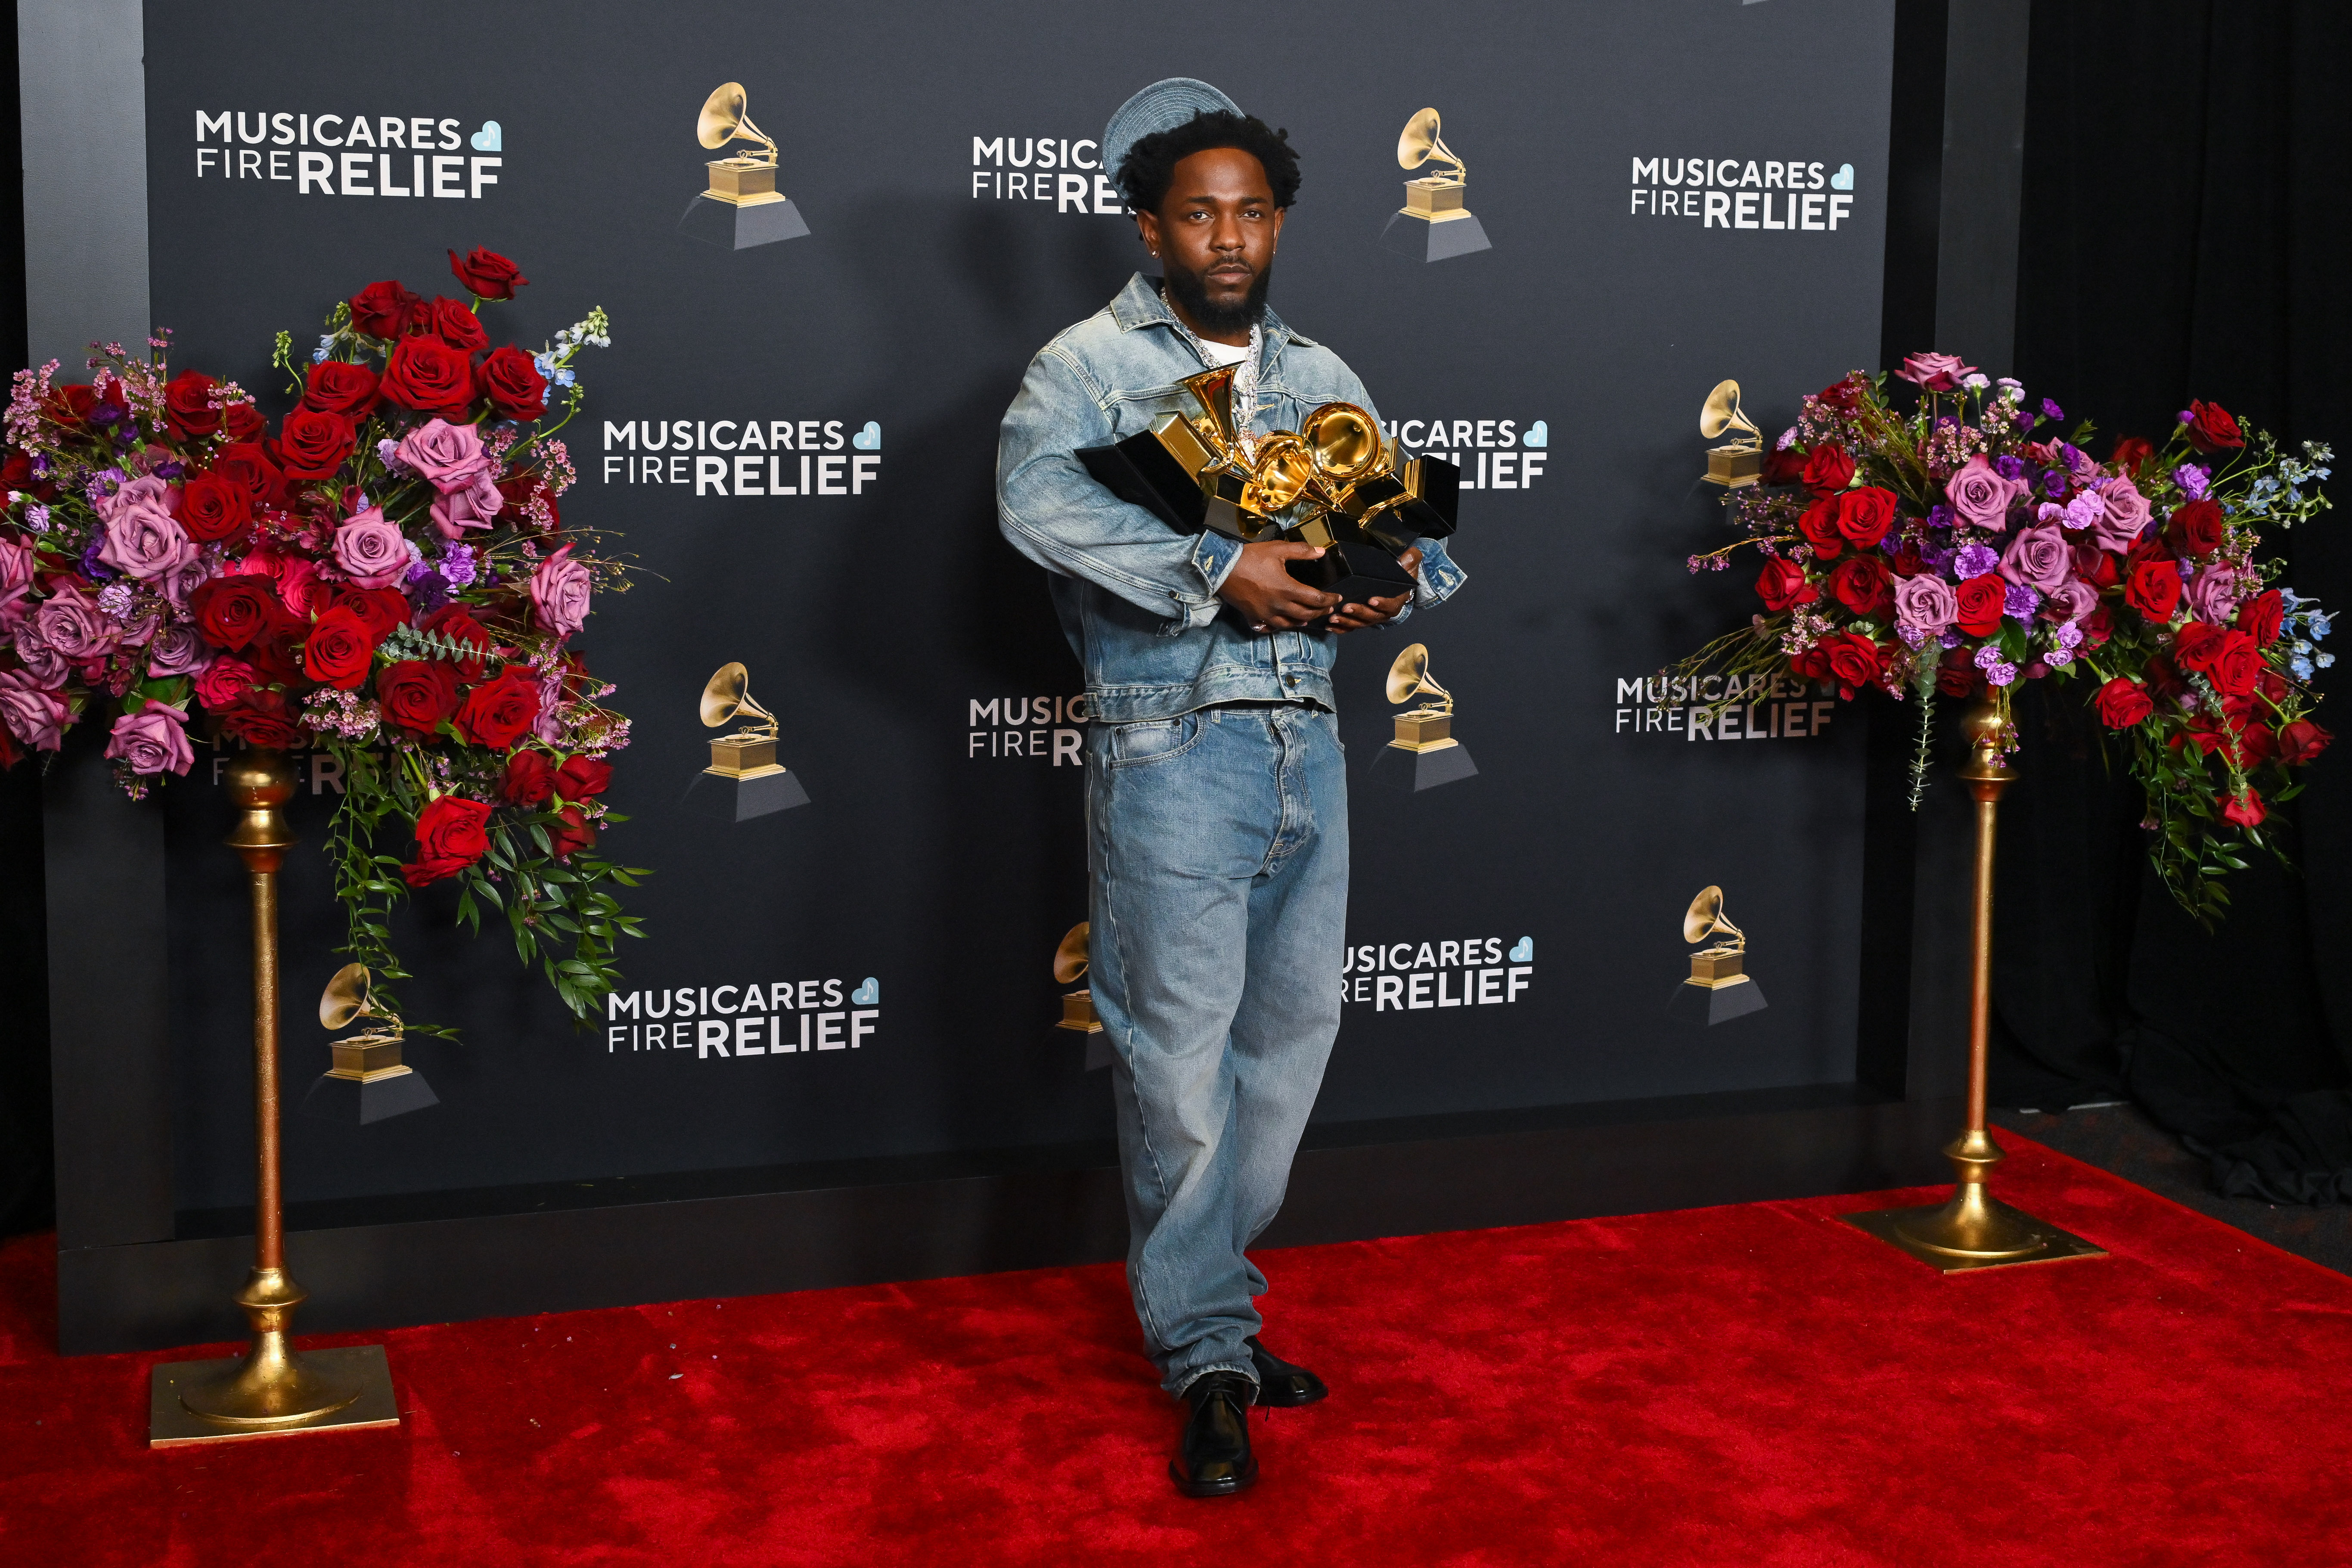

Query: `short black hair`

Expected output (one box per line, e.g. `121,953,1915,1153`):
1117,110,1301,215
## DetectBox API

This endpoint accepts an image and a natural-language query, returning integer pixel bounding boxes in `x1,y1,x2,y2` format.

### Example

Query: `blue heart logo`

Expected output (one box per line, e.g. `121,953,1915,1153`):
1508,936,1533,963
1521,420,1548,449
470,121,502,152
1829,163,1854,192
851,421,881,450
850,977,879,1005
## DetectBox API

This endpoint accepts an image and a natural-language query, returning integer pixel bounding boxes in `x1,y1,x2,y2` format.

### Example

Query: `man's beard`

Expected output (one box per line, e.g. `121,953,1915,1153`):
1163,255,1273,338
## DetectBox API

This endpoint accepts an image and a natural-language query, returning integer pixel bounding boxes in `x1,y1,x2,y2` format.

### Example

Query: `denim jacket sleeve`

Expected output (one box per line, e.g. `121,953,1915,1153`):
997,344,1241,630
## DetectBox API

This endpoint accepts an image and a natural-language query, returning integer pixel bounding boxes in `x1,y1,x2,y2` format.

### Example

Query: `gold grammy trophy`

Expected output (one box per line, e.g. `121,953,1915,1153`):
1380,108,1492,262
1053,923,1116,1071
1843,700,2107,1273
1374,643,1479,792
1665,886,1768,1025
301,963,438,1124
690,662,810,821
1699,380,1765,488
679,82,810,250
148,749,401,1446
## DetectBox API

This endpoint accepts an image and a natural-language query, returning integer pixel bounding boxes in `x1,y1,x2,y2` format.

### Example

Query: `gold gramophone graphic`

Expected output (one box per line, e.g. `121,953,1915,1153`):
690,661,810,820
1666,885,1769,1025
1699,379,1764,489
303,963,438,1123
679,82,811,250
1380,107,1492,262
1053,923,1102,1034
1376,643,1479,791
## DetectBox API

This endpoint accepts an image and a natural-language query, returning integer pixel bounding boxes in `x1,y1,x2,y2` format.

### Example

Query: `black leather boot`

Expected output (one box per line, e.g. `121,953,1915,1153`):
1169,1370,1257,1497
1247,1335,1329,1407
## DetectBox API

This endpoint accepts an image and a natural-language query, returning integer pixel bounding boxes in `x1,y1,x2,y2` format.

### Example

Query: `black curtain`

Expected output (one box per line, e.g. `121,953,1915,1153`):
1992,0,2352,1199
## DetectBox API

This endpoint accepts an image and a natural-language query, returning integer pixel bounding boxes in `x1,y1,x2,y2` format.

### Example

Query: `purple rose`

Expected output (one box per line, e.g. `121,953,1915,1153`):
103,703,194,776
2186,563,2244,625
0,668,70,751
332,506,413,589
529,543,592,640
96,498,198,582
1954,543,2001,579
2089,476,2150,551
1999,523,2072,593
146,621,214,678
1898,351,1977,391
2042,580,2097,624
160,556,212,606
0,536,33,632
33,585,120,662
91,474,177,525
1893,574,1958,635
10,619,69,686
429,472,504,540
394,418,493,494
1946,455,2027,532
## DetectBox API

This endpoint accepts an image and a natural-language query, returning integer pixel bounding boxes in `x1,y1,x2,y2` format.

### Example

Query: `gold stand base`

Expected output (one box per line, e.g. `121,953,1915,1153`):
149,1344,400,1447
1843,1195,2107,1274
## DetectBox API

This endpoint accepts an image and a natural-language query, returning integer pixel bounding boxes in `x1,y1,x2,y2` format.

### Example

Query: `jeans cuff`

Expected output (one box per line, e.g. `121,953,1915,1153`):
1174,1360,1259,1400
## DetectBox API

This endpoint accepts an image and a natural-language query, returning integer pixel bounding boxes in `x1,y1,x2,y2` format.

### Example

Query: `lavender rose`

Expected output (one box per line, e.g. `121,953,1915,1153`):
34,585,121,661
1893,574,1958,635
332,506,413,589
1946,455,2027,533
0,535,32,631
92,474,177,525
1898,351,1978,391
430,472,504,540
2042,579,2097,624
2089,475,2150,551
103,703,195,776
96,497,198,581
530,543,592,640
146,621,214,677
394,418,493,494
2185,563,2244,625
1999,523,2073,593
10,619,69,686
0,668,71,750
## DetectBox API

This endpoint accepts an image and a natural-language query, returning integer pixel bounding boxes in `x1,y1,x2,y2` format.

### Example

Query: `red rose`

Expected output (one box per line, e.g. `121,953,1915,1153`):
2073,543,2120,590
2185,399,2244,454
190,574,282,650
1889,545,1927,578
423,296,488,353
378,660,460,736
219,689,306,749
350,279,422,340
496,471,560,532
2081,604,2114,648
2209,629,2262,697
1954,573,2007,637
2144,653,2187,702
178,472,252,544
1797,496,1843,560
454,664,543,748
223,403,265,444
1819,631,1887,693
2125,557,2184,621
449,248,528,301
381,336,478,419
213,442,289,509
2237,721,2279,766
2237,589,2284,648
553,755,612,802
2172,621,2228,676
420,603,497,680
276,407,357,480
2260,669,2290,702
1760,448,1806,487
1,450,53,501
2165,499,2225,559
2280,720,2332,764
475,347,548,422
1816,378,1862,412
1802,445,1855,496
502,750,556,806
301,360,380,419
548,804,597,860
301,606,378,690
1930,648,1976,698
1829,553,1893,617
2221,789,2265,830
2110,436,2154,477
400,795,494,888
1836,486,1898,548
2094,677,2153,728
1755,558,1816,613
163,370,221,441
326,584,410,641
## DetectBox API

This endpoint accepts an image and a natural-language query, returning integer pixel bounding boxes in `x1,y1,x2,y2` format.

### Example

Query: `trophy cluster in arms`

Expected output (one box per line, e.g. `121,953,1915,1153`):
1077,365,1461,606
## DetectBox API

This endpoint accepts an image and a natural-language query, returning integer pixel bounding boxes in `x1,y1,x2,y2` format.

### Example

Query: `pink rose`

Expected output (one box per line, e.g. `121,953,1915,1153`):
530,543,592,639
0,536,33,632
394,418,493,494
33,586,120,661
2185,563,2244,625
10,619,69,686
1892,573,1958,635
430,472,504,539
1897,351,1978,392
2042,579,2097,624
2091,475,2150,550
1946,454,2027,533
92,474,178,525
97,498,198,582
195,655,257,709
0,668,69,751
1999,523,2072,593
104,703,195,776
159,556,212,606
146,622,214,677
332,506,412,589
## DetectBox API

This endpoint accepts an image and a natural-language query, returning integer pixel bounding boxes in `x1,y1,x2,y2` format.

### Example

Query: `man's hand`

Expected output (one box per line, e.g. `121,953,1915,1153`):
1327,548,1421,635
1218,540,1341,631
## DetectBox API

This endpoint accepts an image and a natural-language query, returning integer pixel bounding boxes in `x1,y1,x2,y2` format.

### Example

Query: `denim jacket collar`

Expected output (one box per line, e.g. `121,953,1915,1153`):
1105,273,1321,375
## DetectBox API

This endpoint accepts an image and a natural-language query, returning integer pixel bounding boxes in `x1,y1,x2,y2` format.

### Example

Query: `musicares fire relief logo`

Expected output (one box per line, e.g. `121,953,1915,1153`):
1383,416,1548,493
1614,672,1839,740
599,419,881,497
969,136,1126,214
1626,156,1858,231
1342,935,1534,1011
193,111,506,197
604,976,881,1059
968,694,1088,764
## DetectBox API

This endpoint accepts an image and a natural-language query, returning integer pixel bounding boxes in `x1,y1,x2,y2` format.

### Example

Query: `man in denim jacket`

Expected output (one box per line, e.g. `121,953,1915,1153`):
996,80,1464,1498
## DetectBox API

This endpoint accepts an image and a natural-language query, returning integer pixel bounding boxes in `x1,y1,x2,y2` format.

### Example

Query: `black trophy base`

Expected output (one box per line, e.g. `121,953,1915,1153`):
1380,211,1492,262
302,1069,438,1125
684,767,811,822
1665,978,1770,1026
1368,741,1479,792
679,195,810,250
1289,540,1417,607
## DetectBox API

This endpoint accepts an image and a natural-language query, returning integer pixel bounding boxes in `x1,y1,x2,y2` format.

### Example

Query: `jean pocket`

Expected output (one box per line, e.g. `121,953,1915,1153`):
1108,712,1203,767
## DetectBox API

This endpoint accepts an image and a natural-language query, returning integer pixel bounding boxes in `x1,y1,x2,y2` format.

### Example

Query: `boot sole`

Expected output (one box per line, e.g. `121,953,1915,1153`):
1169,1456,1259,1497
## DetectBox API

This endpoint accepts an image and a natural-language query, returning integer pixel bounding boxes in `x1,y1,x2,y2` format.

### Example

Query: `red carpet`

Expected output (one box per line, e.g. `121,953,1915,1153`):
4,1135,2350,1566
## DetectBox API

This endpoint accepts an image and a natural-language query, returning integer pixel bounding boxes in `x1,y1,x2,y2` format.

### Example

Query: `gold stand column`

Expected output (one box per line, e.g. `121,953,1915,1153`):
1843,699,2108,1273
149,748,401,1446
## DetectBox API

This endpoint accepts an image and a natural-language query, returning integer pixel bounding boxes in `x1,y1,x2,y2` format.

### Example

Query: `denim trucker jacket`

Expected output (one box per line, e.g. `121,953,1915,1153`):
997,273,1466,723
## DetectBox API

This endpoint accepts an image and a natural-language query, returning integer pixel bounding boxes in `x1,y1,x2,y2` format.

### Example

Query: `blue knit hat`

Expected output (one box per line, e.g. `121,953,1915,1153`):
1102,78,1244,202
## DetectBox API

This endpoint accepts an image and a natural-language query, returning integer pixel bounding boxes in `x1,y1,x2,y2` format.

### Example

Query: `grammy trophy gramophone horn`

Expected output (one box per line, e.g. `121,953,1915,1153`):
1699,380,1761,447
700,662,779,739
1053,922,1091,986
319,962,384,1033
1397,107,1466,182
697,82,778,165
1385,643,1453,714
1303,403,1383,487
1699,379,1765,488
1682,885,1745,954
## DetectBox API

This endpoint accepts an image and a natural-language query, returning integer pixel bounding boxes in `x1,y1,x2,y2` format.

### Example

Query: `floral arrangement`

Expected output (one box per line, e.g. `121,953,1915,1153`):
1682,351,2334,923
0,247,643,1023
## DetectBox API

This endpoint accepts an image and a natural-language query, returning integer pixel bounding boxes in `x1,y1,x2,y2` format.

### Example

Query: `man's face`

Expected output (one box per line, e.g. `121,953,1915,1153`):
1136,147,1284,341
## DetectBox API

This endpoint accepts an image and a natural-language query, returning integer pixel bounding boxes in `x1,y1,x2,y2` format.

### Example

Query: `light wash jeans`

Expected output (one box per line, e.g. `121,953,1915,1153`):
1085,702,1348,1397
